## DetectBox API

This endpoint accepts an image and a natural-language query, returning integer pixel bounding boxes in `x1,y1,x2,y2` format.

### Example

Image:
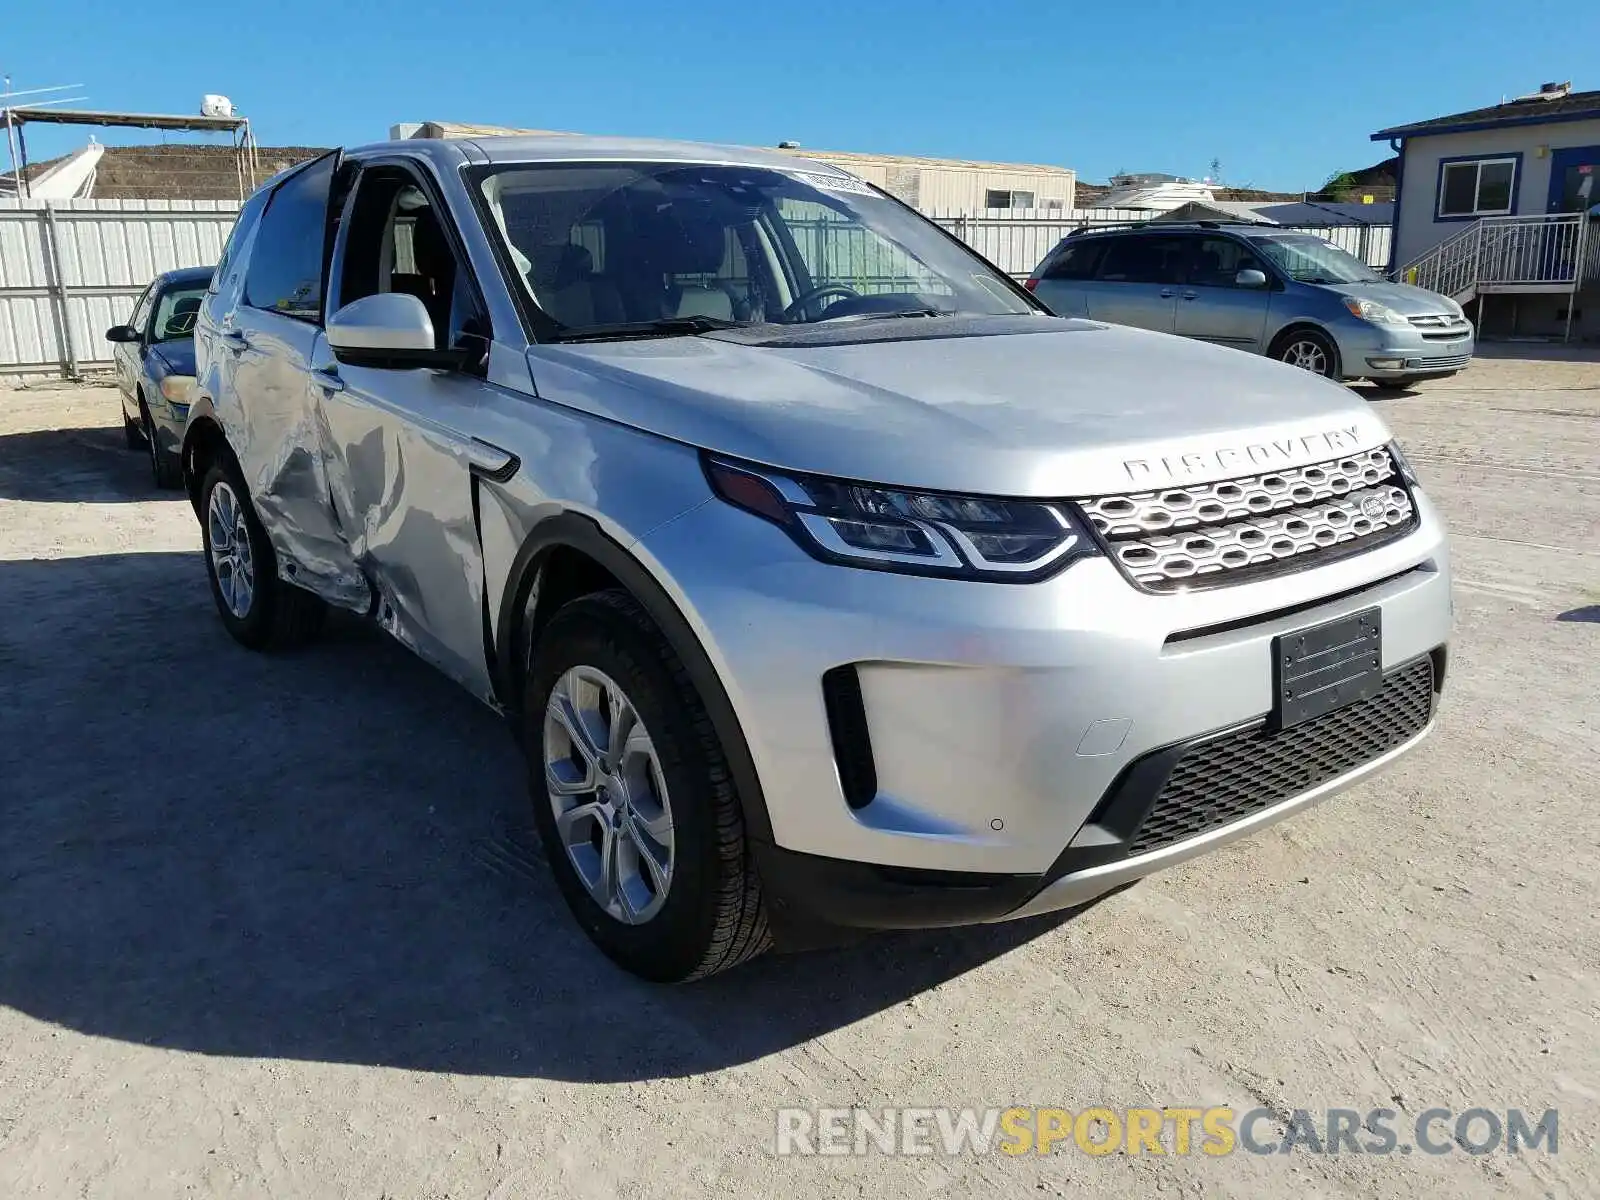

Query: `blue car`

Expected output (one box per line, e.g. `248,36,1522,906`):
105,265,214,488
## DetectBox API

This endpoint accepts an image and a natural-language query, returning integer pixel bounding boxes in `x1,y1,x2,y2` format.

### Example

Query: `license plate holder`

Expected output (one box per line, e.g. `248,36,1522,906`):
1272,607,1383,729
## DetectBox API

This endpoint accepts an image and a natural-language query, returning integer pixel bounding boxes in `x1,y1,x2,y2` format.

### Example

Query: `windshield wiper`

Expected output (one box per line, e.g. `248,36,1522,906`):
831,307,948,323
548,315,743,343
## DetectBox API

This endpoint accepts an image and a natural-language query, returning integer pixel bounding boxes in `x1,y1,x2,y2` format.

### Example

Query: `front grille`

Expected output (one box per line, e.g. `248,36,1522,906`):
1407,314,1473,343
1077,448,1417,593
1125,656,1434,857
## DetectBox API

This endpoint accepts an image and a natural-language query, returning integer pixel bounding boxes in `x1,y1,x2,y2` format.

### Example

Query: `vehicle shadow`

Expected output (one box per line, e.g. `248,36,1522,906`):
0,422,155,503
0,550,1081,1082
1556,605,1600,624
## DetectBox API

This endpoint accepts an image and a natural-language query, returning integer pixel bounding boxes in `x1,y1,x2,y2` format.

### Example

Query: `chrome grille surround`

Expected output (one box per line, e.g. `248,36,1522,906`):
1076,448,1417,592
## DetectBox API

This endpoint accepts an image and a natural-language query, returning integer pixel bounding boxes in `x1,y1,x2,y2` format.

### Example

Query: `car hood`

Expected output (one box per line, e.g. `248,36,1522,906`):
525,320,1391,497
148,340,196,377
1319,279,1459,316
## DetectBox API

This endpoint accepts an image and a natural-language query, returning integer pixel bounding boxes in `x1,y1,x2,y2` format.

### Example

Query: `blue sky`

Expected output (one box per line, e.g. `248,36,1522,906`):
5,0,1597,189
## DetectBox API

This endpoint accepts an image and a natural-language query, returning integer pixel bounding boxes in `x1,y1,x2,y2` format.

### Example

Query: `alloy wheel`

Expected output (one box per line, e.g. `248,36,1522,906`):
1281,338,1330,375
207,480,256,619
543,665,676,924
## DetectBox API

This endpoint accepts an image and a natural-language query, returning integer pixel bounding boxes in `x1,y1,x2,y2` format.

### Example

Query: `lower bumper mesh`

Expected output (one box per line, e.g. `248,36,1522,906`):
1126,655,1436,857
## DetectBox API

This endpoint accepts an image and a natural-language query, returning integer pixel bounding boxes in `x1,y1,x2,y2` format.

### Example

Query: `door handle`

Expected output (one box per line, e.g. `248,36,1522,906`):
1181,291,1198,300
311,366,345,393
1159,289,1175,298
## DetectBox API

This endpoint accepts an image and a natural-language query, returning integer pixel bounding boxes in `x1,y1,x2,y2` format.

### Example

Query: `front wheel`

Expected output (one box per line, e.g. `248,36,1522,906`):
525,589,770,982
199,462,326,650
1273,328,1339,378
142,404,182,489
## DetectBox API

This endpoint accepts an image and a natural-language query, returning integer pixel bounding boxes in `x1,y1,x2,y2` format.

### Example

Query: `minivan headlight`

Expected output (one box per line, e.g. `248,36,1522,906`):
704,456,1097,581
1342,296,1408,326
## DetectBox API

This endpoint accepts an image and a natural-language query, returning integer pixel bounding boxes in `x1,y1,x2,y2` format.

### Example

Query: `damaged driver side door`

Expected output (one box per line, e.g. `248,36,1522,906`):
312,159,510,703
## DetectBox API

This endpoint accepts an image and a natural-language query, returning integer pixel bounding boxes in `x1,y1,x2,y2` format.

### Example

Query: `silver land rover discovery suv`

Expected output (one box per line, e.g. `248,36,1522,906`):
185,136,1451,981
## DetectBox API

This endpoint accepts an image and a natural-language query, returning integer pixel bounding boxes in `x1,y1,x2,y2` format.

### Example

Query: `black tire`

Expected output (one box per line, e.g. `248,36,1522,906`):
1271,327,1340,379
141,402,182,490
123,411,144,450
199,460,327,651
525,589,770,982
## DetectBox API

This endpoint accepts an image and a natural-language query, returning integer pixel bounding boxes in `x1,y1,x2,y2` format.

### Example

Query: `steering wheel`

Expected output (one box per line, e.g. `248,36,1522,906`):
781,283,861,323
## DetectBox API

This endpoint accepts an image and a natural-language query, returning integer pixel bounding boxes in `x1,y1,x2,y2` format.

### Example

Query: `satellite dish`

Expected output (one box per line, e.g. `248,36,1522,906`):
201,94,235,118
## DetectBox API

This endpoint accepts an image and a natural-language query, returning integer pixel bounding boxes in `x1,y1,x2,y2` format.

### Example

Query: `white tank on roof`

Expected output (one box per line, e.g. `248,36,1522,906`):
201,94,235,119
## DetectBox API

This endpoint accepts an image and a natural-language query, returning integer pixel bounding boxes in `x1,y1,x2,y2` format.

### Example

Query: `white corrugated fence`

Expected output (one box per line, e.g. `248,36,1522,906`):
0,198,238,382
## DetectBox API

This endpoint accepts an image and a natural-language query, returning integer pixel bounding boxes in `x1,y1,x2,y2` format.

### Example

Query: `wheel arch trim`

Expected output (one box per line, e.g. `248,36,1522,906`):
493,511,775,844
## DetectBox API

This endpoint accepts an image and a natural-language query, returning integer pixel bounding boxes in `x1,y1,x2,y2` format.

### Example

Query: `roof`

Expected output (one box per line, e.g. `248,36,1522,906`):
1373,87,1600,140
27,144,326,201
0,106,248,132
158,265,217,285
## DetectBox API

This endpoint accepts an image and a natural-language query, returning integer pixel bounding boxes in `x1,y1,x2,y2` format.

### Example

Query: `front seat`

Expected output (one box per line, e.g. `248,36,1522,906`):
653,210,736,320
389,214,456,343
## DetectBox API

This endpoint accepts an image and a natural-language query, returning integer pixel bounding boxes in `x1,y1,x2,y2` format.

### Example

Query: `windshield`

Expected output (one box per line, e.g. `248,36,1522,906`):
474,162,1035,339
150,284,207,342
1251,235,1380,285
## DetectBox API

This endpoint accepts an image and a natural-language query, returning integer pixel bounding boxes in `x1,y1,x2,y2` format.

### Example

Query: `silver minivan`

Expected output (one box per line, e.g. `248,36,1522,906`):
185,139,1451,980
1027,222,1474,388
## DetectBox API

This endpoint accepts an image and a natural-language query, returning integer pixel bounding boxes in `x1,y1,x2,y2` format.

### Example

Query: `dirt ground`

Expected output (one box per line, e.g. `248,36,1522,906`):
0,349,1595,1199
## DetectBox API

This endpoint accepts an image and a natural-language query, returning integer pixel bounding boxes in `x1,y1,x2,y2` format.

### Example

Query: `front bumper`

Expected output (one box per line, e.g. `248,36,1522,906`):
1332,319,1475,380
639,487,1452,931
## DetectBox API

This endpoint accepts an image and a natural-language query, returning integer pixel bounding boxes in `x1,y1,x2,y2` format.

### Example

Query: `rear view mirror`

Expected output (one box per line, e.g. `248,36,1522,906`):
1235,269,1268,289
326,293,466,370
105,324,140,343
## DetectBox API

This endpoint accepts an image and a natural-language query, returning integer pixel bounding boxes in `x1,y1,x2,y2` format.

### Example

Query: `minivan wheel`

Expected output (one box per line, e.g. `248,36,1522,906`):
1273,329,1338,378
199,461,326,650
525,589,770,982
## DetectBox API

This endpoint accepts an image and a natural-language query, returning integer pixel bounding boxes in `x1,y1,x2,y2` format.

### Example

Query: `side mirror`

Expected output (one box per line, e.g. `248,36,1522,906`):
326,293,465,370
105,324,141,343
1235,268,1269,289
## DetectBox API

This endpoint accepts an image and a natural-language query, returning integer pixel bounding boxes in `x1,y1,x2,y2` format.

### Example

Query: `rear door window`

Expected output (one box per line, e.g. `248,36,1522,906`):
1095,235,1187,285
244,153,339,321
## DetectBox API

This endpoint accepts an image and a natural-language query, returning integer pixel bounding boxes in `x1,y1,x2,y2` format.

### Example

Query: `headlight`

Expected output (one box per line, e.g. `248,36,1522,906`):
705,456,1097,581
159,374,196,405
1342,296,1408,326
1388,439,1422,488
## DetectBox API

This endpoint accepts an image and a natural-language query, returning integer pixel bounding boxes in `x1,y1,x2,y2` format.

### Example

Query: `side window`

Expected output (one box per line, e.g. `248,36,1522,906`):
1095,235,1186,285
335,166,487,355
1187,237,1263,288
209,188,270,296
127,284,156,334
244,154,337,321
1041,239,1107,281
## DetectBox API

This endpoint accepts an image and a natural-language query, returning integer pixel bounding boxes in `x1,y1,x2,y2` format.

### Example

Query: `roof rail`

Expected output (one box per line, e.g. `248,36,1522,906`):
1067,218,1269,237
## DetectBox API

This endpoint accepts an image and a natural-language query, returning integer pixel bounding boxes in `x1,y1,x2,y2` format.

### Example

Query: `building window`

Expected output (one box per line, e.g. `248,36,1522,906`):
984,189,1036,210
1437,157,1517,218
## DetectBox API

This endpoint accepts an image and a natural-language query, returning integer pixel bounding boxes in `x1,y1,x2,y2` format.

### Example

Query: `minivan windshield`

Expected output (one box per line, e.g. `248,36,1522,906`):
1251,234,1381,285
474,162,1036,340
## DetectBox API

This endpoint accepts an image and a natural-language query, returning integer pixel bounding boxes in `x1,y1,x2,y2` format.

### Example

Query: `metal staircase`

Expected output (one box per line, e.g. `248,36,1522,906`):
1395,213,1598,339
